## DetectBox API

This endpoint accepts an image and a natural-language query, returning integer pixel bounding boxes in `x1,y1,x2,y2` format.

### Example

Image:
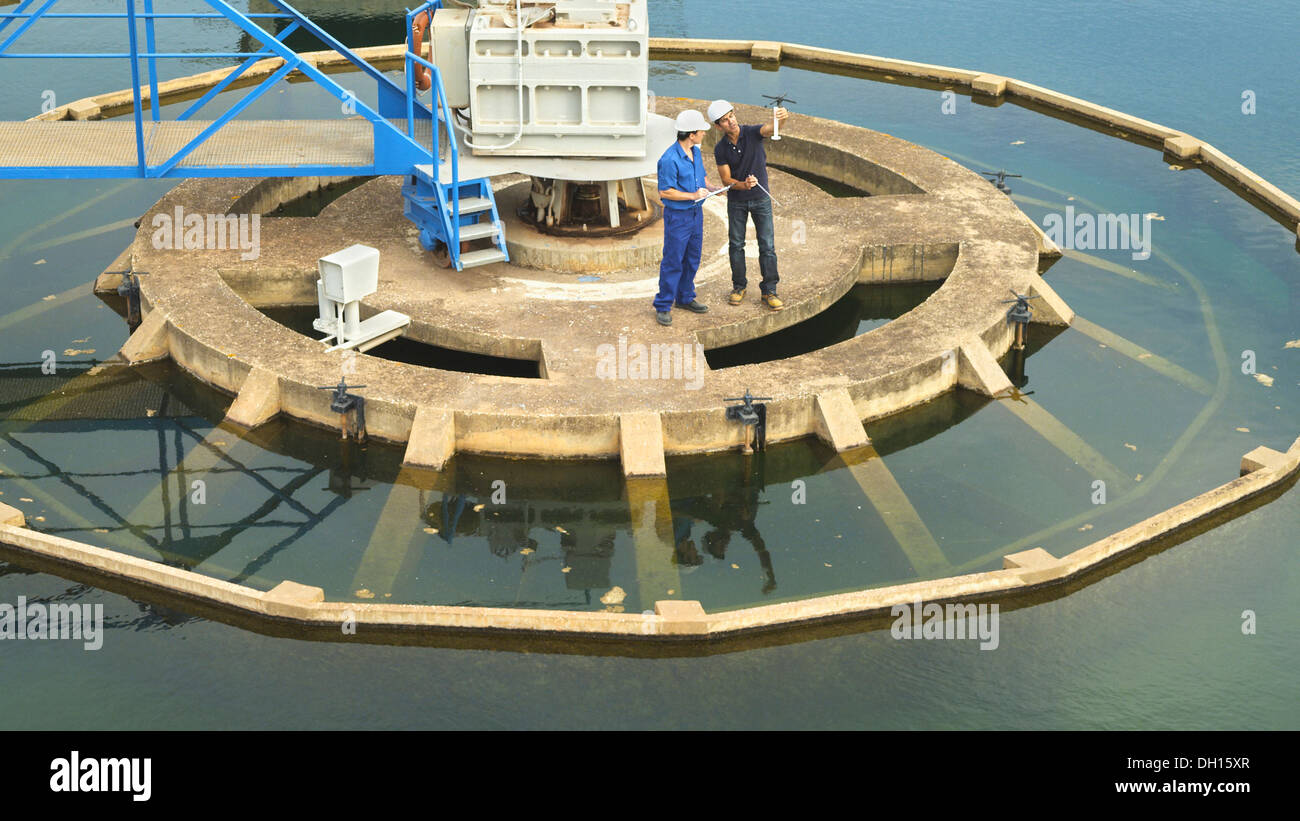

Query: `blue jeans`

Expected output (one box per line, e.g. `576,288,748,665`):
654,207,703,312
728,195,779,294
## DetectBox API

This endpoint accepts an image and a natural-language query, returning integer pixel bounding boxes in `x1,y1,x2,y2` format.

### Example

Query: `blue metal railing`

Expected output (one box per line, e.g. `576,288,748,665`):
405,0,463,266
0,0,442,180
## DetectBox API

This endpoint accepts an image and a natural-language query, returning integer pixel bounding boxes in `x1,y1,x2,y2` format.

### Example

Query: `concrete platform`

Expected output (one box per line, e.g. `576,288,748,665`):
125,100,1060,461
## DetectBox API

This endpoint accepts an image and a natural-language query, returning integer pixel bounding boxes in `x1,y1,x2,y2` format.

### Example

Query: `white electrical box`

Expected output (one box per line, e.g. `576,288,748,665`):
318,244,379,303
432,8,471,108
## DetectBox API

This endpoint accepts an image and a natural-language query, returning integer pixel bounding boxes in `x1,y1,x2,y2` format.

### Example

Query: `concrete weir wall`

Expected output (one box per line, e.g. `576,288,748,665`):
9,39,1300,643
2,437,1297,643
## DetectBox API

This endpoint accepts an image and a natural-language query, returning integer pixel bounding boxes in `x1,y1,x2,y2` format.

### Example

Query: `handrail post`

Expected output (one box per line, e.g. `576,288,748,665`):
125,0,147,175
143,0,159,121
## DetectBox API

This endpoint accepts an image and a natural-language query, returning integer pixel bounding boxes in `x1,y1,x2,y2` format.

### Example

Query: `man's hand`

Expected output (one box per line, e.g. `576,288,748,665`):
745,174,758,190
773,106,789,122
695,188,711,200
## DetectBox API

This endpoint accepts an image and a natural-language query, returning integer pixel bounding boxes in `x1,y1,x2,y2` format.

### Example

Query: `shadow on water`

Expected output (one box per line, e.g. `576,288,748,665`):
705,281,942,368
768,164,871,198
259,307,541,378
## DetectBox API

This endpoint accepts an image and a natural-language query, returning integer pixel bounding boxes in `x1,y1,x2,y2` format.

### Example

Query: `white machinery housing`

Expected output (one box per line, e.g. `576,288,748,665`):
313,245,411,352
431,0,648,157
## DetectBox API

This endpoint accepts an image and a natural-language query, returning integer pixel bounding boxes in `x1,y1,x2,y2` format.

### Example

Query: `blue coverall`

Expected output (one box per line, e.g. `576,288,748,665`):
654,141,707,313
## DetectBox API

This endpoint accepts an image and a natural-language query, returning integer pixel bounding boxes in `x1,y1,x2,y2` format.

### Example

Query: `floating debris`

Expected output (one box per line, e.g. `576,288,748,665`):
62,349,94,356
355,588,375,599
92,528,109,534
1124,443,1137,451
1135,474,1143,482
41,294,56,301
1079,523,1094,532
19,497,33,503
34,259,46,266
600,586,626,605
731,563,740,570
422,526,438,534
666,589,675,595
520,547,534,555
555,526,568,535
1254,374,1274,387
1010,140,1025,145
145,409,157,417
560,566,571,573
1145,213,1165,221
1284,339,1300,349
33,516,45,522
1236,427,1250,433
1169,164,1185,170
472,503,485,512
824,562,833,568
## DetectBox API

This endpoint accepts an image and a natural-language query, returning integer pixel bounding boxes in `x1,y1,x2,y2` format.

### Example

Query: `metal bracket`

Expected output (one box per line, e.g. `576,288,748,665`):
725,389,772,452
318,378,367,442
979,169,1022,194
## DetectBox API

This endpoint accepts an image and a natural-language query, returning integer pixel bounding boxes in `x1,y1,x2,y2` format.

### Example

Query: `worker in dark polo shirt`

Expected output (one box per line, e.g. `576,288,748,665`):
708,99,789,311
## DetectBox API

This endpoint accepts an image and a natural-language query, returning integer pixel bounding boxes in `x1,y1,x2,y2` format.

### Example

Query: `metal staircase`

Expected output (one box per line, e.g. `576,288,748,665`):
0,0,507,271
403,169,508,270
401,2,509,271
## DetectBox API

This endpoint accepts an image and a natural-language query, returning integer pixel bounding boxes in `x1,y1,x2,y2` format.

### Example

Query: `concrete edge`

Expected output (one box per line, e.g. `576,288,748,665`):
223,366,281,429
118,309,171,365
2,435,1294,640
620,410,668,477
403,406,456,470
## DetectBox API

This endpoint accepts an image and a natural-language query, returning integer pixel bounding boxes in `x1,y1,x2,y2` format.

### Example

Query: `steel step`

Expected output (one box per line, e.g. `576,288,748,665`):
457,222,498,240
459,248,507,269
453,196,493,214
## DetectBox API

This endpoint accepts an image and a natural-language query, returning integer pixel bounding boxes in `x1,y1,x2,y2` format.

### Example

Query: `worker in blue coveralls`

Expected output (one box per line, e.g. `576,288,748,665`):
654,109,720,326
708,99,789,311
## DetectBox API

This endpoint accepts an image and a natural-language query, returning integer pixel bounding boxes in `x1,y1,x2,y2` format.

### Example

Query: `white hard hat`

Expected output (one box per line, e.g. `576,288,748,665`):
674,109,709,132
707,99,733,123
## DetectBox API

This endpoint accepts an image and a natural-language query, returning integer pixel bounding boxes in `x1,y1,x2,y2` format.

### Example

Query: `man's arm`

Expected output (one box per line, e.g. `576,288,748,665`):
758,107,789,138
716,163,752,190
659,155,707,201
659,187,708,202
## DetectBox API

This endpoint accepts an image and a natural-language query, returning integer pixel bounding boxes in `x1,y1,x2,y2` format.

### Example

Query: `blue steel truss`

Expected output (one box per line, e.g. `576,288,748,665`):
0,0,507,270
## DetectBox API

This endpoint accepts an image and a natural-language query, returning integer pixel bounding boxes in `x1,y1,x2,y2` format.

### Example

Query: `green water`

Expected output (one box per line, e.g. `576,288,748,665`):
0,1,1296,729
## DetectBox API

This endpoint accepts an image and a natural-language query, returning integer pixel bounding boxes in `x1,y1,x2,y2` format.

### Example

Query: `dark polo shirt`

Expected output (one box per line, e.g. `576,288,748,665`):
713,123,769,202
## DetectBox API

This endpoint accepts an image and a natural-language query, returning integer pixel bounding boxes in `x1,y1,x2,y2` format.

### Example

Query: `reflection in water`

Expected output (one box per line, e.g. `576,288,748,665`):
672,458,777,594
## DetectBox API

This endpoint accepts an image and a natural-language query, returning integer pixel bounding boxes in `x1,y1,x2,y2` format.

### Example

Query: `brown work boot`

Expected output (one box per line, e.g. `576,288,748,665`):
761,293,784,311
728,288,745,306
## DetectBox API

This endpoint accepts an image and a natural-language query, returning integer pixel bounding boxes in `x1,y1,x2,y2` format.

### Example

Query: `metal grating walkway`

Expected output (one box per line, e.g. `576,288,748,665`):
0,119,433,169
